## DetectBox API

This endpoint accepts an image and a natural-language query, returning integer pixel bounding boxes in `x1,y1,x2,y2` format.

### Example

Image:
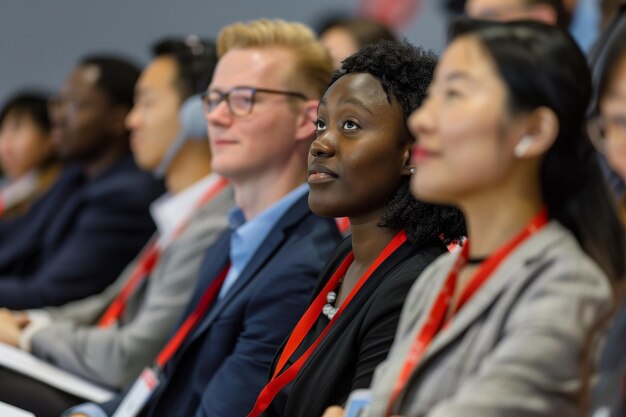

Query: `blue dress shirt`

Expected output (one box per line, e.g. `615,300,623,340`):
219,183,309,298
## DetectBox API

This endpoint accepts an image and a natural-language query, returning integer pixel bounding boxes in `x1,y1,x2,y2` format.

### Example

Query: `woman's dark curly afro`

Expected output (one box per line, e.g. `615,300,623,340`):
327,39,466,247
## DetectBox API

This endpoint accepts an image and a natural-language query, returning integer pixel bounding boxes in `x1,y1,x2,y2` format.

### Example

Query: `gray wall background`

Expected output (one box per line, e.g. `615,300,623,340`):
0,0,448,105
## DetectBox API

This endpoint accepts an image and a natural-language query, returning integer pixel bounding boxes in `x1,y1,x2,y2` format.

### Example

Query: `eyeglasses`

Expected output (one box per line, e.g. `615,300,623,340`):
202,86,307,117
587,113,626,154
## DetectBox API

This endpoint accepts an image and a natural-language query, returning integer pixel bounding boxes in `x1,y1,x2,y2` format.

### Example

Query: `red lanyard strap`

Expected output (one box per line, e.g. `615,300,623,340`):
155,263,231,369
247,230,408,417
98,243,161,327
97,178,229,328
385,208,548,416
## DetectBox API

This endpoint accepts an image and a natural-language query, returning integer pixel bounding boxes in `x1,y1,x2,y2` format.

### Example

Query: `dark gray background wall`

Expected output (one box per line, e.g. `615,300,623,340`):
0,0,448,104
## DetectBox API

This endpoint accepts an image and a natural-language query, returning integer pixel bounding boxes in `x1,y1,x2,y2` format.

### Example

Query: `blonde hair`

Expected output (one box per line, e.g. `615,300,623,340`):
217,19,333,100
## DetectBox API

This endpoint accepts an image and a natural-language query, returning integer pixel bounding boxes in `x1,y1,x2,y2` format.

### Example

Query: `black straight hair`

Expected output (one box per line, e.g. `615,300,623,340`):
0,91,52,132
450,18,625,283
152,37,218,100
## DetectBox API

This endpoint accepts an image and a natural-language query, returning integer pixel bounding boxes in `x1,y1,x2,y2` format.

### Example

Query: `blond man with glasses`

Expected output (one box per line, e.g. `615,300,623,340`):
63,19,342,417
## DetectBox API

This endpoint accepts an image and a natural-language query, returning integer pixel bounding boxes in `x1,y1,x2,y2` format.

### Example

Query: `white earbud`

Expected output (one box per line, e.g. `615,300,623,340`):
514,135,533,158
409,167,416,174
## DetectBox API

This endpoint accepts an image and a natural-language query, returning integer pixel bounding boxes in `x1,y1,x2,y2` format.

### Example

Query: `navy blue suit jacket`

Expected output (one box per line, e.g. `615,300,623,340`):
0,155,163,309
101,191,342,417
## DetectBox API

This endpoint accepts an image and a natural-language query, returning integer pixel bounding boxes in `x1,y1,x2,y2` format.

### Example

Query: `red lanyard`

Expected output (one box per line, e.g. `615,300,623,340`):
385,208,548,416
246,230,408,417
155,263,231,369
335,217,351,234
98,177,229,327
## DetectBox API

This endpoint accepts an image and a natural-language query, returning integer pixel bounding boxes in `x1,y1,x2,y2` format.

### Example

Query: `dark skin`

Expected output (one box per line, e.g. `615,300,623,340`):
49,64,131,178
308,73,413,305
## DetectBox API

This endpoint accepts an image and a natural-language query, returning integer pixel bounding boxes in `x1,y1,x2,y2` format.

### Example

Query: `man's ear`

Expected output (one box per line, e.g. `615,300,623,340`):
294,100,319,142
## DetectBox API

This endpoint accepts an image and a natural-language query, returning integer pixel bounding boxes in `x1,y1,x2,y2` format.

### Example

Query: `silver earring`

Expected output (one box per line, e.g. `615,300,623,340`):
514,135,533,158
409,167,416,174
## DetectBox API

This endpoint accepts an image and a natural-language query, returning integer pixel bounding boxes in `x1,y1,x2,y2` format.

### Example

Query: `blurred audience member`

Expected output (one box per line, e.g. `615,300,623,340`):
586,7,626,417
0,38,235,417
0,92,60,219
588,3,626,197
325,19,624,417
465,0,571,31
0,55,163,309
318,17,396,68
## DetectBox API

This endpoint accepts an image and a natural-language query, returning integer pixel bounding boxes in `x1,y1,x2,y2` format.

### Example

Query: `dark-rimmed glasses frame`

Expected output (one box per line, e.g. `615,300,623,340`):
202,86,307,117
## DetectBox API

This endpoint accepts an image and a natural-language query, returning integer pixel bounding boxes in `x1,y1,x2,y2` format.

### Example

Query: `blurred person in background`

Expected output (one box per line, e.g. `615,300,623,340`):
465,0,571,30
0,55,163,310
0,92,60,219
0,38,235,417
585,7,626,416
317,17,396,69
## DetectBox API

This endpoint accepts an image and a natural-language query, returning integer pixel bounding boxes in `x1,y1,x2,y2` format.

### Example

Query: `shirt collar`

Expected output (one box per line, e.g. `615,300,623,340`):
151,173,222,247
225,183,308,283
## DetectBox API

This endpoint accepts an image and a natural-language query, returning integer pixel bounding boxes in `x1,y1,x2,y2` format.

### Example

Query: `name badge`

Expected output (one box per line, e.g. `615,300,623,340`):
345,389,371,417
112,368,160,417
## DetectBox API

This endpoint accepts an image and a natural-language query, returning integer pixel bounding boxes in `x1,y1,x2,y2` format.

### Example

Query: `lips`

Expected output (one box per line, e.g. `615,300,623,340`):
411,146,439,162
129,134,142,148
212,138,238,147
308,163,338,184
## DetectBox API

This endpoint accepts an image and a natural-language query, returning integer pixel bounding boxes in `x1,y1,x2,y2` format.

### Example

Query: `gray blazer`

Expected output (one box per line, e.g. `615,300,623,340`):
365,221,612,417
28,187,235,390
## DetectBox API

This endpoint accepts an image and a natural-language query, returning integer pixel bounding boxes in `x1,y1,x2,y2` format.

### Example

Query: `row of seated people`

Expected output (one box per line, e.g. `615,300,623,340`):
0,10,624,417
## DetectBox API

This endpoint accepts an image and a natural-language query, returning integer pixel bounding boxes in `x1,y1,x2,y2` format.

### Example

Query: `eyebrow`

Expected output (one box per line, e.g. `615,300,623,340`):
443,70,474,83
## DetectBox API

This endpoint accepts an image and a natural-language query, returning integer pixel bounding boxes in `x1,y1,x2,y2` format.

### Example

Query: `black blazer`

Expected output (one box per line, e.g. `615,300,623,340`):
264,236,446,417
99,192,343,417
0,155,163,309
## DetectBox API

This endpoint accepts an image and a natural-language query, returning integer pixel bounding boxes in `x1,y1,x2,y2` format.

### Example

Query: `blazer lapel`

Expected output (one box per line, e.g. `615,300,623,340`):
189,192,313,340
415,222,564,372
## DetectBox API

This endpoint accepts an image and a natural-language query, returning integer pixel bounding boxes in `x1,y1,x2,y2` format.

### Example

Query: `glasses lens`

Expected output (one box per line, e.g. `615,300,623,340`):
229,88,254,116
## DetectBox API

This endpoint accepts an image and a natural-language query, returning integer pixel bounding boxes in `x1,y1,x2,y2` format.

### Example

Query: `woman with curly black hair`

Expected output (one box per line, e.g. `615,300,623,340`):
245,39,466,417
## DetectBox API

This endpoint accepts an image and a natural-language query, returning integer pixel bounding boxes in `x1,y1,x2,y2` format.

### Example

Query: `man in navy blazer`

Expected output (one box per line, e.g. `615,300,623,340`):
0,56,163,309
64,19,341,417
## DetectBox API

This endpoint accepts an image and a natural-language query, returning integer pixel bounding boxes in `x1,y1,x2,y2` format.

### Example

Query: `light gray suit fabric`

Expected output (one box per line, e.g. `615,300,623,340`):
365,221,612,417
28,187,235,390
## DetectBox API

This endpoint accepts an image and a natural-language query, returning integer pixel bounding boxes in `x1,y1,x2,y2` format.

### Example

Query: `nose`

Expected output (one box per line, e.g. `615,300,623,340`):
309,133,335,158
407,98,434,140
125,105,140,130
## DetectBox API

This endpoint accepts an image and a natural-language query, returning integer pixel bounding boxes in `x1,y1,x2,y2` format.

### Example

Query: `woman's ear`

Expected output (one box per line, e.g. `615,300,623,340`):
294,100,319,142
400,141,414,176
514,106,559,159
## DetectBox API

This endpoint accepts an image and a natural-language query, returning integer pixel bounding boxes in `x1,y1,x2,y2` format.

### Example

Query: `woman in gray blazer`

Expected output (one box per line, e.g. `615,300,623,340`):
324,19,626,417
